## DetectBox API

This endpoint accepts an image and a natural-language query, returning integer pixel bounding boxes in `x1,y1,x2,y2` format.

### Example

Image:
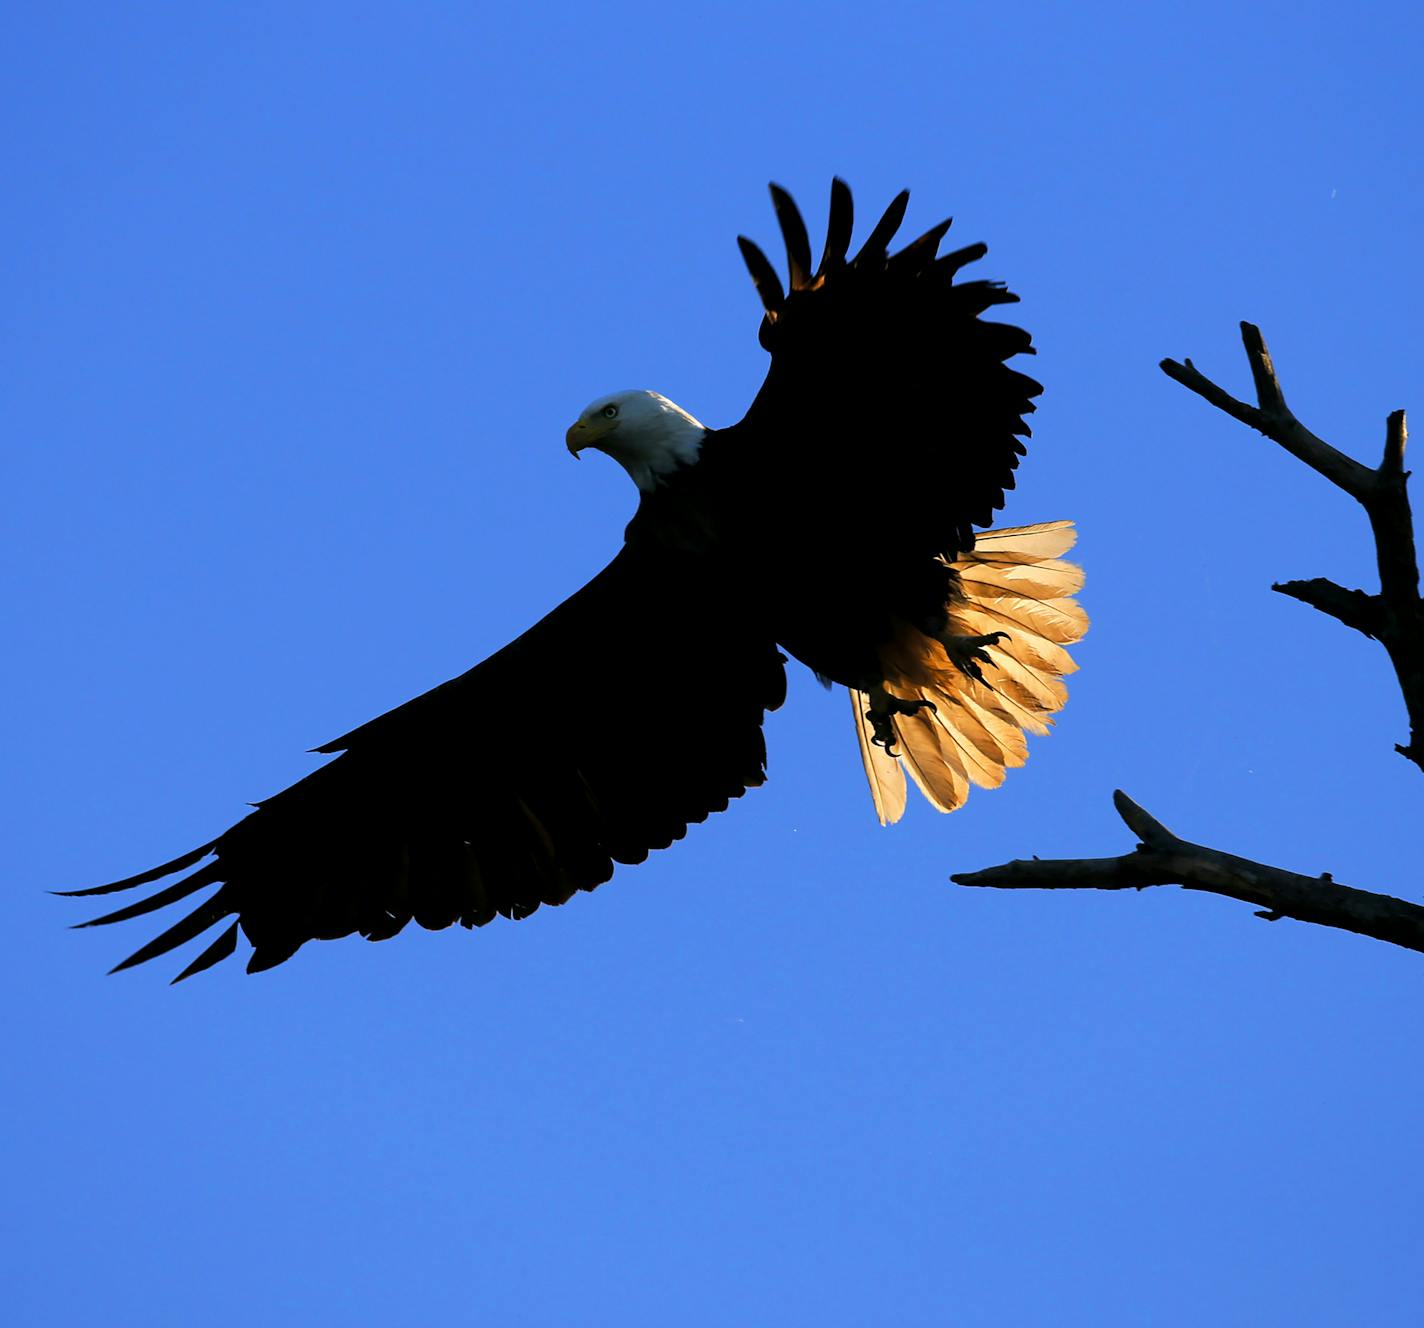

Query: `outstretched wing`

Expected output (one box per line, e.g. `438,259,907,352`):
729,179,1041,560
62,547,786,979
714,182,1077,819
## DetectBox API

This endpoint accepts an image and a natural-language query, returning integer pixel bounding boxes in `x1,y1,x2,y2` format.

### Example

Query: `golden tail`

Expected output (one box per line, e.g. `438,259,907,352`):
851,521,1088,825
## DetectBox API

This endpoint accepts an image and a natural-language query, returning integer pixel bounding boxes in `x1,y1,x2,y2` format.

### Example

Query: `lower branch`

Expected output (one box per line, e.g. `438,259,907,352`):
1272,578,1383,639
952,790,1424,954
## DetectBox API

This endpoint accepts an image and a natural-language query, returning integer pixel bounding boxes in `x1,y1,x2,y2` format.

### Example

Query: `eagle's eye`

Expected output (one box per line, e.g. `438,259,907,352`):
602,404,619,419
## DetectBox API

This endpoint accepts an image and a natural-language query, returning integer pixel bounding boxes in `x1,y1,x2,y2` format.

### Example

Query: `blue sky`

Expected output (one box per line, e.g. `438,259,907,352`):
7,2,1424,1324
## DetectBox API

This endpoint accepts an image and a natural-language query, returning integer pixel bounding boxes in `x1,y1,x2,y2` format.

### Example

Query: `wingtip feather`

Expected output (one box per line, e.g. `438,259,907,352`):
737,235,785,315
54,840,219,897
853,189,910,264
768,183,813,290
818,177,855,275
170,921,240,983
107,895,232,975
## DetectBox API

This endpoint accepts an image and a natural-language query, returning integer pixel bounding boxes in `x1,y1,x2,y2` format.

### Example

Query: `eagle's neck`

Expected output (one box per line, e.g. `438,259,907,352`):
616,397,706,491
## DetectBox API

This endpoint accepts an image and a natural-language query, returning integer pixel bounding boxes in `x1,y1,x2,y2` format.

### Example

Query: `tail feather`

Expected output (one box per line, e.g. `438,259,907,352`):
953,594,1086,646
934,688,1025,774
962,667,1054,738
852,520,1086,824
956,558,1084,601
963,644,1066,716
897,709,970,814
923,693,1011,788
971,520,1078,560
953,606,1079,677
851,692,909,825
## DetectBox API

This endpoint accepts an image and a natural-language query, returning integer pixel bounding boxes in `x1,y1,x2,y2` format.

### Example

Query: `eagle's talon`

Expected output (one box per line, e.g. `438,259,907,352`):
941,630,1008,681
866,706,898,753
865,688,936,755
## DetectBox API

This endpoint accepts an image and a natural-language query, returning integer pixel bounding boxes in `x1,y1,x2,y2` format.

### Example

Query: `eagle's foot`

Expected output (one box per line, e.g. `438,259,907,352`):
865,685,936,755
939,630,1008,682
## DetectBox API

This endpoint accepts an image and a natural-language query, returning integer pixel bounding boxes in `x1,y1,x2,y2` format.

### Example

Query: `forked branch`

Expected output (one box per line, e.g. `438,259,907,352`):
1161,326,1423,769
952,791,1424,954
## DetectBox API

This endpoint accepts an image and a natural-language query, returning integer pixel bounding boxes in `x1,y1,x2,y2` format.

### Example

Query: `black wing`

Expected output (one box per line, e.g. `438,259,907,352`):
62,547,786,979
730,179,1041,559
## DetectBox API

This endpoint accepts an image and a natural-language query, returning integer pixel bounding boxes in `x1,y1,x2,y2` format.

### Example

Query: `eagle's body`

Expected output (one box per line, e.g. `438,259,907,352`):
65,182,1086,979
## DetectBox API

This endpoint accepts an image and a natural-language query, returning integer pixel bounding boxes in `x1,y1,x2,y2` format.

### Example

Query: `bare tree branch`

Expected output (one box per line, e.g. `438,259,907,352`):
1160,324,1423,770
1159,324,1376,494
1272,578,1382,639
956,325,1420,954
953,791,1424,955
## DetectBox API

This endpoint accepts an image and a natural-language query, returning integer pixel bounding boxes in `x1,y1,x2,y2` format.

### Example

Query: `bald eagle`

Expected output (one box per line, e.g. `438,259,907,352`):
62,181,1086,980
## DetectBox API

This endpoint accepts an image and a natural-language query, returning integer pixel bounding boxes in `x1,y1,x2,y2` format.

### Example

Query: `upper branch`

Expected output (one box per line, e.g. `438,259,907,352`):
1160,324,1423,771
953,791,1424,955
1370,410,1421,610
1160,323,1378,496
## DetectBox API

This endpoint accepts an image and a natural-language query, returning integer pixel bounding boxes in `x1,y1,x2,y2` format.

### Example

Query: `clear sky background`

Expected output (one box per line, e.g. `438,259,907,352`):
7,3,1423,1324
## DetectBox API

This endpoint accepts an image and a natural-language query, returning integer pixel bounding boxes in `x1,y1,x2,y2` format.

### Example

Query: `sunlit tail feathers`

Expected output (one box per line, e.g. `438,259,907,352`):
851,521,1087,825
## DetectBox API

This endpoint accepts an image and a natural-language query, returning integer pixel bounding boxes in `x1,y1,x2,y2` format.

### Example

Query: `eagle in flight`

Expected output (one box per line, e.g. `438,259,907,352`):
63,181,1087,980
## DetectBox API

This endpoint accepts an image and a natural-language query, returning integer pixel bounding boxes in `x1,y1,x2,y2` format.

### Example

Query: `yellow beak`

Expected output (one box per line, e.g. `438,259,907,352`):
566,421,587,457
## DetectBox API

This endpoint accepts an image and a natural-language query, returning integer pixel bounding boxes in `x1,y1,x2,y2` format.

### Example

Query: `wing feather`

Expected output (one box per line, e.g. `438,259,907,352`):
817,178,854,276
854,189,910,264
769,183,813,290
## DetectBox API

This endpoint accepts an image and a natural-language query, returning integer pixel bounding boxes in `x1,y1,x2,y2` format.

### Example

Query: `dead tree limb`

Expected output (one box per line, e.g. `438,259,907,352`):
952,791,1424,955
955,324,1421,951
1161,326,1422,769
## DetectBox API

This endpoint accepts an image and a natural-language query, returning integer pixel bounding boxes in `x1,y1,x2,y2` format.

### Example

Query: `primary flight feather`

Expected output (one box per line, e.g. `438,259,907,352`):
62,180,1086,979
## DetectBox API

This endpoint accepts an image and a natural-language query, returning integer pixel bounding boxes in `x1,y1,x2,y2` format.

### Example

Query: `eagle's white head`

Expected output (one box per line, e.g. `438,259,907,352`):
565,390,706,492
